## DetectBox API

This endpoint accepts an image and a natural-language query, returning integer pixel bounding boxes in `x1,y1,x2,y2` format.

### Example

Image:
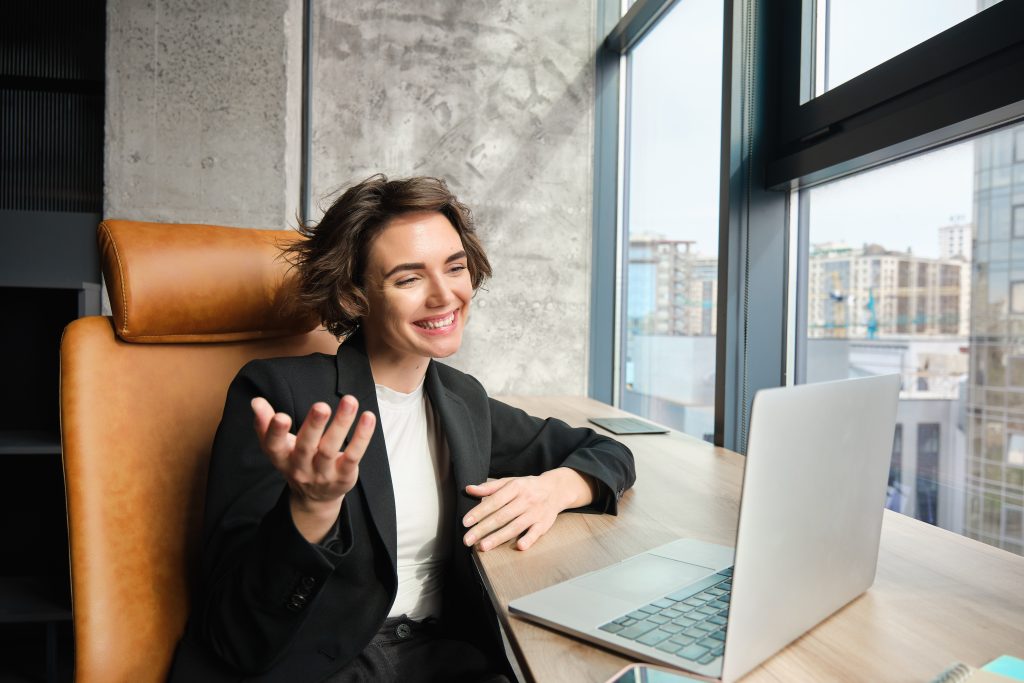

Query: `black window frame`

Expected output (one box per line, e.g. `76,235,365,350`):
768,0,1024,190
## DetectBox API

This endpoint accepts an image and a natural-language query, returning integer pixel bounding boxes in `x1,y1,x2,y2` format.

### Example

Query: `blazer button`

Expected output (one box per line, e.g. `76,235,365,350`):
301,576,316,590
286,594,307,611
395,623,412,639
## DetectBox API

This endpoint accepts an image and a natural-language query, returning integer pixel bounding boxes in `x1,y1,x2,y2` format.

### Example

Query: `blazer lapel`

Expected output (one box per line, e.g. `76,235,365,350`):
425,362,488,522
334,331,397,572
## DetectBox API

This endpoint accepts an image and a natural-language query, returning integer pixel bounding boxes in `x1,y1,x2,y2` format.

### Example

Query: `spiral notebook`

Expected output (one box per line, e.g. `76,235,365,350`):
931,656,1024,683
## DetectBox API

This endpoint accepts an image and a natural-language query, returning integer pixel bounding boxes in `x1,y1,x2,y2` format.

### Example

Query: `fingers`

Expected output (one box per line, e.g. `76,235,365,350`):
252,397,294,467
334,411,376,479
319,395,359,455
463,478,512,526
465,478,508,498
515,519,553,551
251,397,275,436
309,396,358,477
292,402,332,469
463,476,563,552
464,499,530,550
302,398,376,483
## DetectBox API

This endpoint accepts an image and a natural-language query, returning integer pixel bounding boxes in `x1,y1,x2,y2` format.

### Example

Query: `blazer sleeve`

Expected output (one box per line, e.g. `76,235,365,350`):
486,396,636,514
193,360,361,674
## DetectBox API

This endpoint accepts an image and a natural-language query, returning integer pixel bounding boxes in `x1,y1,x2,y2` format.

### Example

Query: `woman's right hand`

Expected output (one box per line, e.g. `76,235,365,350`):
250,395,376,543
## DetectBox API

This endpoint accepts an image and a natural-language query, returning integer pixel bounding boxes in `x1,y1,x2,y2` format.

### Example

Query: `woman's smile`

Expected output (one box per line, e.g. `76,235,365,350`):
413,309,458,333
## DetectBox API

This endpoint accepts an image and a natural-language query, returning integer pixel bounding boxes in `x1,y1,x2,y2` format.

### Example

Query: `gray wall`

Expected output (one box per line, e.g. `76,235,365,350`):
105,0,302,228
311,3,597,394
105,0,598,394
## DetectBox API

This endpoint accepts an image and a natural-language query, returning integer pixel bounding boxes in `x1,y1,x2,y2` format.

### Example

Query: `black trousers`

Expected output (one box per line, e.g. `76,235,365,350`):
322,615,513,683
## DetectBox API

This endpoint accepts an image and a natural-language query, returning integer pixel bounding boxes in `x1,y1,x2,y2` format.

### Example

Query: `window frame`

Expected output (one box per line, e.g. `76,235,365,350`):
592,0,1024,450
770,1,1024,190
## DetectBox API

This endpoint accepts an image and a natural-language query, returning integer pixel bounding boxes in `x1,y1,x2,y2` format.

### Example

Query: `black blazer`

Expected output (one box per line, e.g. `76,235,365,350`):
169,332,635,682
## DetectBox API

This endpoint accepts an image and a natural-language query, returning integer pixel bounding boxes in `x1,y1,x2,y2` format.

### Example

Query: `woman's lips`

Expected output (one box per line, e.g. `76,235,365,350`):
413,309,458,334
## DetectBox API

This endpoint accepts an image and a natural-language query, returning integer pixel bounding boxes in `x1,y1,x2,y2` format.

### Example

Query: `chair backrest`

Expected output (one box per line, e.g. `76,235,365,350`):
60,220,339,682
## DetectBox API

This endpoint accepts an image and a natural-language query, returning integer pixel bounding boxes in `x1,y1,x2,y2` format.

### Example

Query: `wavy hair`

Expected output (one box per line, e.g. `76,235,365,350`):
283,174,492,338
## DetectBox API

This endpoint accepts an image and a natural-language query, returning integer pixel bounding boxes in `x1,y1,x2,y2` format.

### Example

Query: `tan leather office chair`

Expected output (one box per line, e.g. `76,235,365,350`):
60,221,339,682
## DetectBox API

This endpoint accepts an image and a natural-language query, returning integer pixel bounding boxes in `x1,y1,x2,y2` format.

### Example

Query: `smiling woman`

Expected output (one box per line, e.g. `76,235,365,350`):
167,175,636,683
361,211,475,389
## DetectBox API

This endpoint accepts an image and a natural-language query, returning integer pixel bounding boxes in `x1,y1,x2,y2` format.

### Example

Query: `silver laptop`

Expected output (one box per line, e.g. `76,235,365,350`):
509,375,901,682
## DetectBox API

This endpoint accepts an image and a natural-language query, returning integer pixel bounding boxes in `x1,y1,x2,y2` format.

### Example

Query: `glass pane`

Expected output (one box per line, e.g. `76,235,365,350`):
799,121,1024,556
802,0,1005,102
620,0,723,441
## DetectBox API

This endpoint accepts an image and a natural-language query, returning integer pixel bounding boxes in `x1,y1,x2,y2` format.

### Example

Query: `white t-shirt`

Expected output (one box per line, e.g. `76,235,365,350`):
374,379,452,620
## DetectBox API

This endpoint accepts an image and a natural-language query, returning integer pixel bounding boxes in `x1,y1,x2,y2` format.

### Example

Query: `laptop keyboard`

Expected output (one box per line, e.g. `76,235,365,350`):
597,567,732,666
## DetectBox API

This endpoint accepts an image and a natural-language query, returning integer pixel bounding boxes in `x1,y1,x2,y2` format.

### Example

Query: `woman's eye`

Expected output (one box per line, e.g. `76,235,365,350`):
394,277,418,287
449,264,468,274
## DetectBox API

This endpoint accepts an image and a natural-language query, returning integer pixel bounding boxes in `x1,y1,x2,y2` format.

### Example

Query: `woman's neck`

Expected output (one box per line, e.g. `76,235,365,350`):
366,346,430,393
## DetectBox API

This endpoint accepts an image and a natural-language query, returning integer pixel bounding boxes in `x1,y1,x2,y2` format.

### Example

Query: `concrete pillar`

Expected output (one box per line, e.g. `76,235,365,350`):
105,0,303,229
311,2,598,394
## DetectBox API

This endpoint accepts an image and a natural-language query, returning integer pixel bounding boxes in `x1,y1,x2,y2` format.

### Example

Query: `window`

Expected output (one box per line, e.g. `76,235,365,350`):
917,423,940,526
617,0,724,442
595,0,1024,559
801,0,1006,102
886,424,905,513
1003,505,1023,545
1009,433,1024,468
1012,282,1024,315
798,124,1024,549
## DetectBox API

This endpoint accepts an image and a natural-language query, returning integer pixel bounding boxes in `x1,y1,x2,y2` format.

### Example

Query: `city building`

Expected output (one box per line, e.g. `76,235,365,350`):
807,241,969,339
939,222,972,261
964,122,1024,555
627,235,717,337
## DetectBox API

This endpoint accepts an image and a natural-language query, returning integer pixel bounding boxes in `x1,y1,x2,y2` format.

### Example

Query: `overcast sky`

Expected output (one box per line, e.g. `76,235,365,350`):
625,0,990,259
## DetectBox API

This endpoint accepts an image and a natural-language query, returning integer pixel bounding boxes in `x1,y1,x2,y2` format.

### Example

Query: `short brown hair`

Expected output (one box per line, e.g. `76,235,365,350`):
284,174,492,339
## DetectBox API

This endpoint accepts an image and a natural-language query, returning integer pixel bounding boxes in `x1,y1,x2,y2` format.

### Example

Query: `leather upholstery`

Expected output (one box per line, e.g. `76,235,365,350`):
60,222,338,682
98,220,319,343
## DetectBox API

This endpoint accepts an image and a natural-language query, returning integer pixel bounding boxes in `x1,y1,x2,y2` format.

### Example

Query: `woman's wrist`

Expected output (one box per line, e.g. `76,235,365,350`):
289,491,344,544
546,467,598,510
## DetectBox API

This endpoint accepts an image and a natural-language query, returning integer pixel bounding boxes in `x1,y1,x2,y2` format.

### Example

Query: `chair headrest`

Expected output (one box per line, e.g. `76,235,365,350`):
99,220,321,343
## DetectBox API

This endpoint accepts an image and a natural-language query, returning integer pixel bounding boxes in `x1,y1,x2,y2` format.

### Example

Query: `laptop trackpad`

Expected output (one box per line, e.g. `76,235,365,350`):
572,554,713,604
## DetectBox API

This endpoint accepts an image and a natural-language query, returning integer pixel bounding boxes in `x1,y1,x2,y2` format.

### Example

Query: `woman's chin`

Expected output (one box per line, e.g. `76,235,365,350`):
424,332,463,359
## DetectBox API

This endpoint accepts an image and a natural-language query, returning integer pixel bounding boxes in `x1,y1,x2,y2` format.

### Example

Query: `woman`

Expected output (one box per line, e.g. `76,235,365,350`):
169,175,636,682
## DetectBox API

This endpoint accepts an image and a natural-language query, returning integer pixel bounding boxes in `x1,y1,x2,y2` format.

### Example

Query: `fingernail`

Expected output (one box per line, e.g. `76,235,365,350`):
464,534,475,545
342,399,355,414
463,516,474,526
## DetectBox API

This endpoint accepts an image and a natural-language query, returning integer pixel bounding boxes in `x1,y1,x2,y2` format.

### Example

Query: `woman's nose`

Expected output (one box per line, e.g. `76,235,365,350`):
425,275,453,307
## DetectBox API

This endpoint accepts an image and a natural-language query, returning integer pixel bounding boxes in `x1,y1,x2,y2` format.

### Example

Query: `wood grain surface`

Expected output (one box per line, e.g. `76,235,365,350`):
475,396,1024,683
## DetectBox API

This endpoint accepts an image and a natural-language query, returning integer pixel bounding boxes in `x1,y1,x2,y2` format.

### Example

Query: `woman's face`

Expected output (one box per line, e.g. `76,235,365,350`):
361,211,473,363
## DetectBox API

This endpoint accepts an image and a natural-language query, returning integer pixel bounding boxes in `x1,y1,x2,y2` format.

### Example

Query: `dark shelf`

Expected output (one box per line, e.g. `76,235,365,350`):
0,431,61,456
0,578,71,624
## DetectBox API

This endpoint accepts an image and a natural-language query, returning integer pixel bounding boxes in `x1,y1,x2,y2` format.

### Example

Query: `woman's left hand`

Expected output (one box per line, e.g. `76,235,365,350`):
462,467,597,552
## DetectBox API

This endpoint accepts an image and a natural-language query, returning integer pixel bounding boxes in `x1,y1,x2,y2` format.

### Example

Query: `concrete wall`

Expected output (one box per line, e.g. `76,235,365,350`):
105,0,302,228
311,2,597,394
104,0,598,394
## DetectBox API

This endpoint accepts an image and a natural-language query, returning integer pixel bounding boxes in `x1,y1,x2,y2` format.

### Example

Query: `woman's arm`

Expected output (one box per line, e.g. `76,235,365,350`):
462,396,636,551
194,360,378,674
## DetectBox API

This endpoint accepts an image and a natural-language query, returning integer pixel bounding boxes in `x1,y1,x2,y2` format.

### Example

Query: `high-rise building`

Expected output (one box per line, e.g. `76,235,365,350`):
964,122,1024,555
627,235,717,337
807,242,968,339
939,222,972,261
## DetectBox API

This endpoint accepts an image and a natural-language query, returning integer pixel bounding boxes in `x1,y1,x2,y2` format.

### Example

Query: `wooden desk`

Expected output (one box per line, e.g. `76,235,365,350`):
477,396,1024,682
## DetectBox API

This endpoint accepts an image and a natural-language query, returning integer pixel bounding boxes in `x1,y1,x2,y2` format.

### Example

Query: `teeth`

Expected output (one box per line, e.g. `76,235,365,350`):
417,312,455,329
